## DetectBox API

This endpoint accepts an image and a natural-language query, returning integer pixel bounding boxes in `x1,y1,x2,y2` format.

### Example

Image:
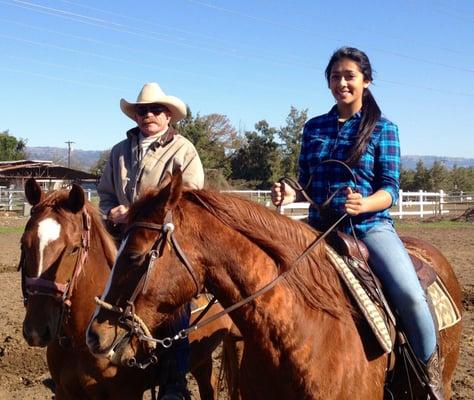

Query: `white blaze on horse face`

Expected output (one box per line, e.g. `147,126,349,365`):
37,218,61,276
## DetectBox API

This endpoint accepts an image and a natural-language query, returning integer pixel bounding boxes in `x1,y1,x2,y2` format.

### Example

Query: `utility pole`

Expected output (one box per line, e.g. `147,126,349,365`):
65,141,74,168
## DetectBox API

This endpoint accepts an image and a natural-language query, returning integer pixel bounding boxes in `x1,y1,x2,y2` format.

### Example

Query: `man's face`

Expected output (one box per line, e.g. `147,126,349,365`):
134,104,172,136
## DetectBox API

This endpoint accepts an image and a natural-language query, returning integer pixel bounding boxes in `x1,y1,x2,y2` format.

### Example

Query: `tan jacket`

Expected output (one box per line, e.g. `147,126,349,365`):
98,127,204,216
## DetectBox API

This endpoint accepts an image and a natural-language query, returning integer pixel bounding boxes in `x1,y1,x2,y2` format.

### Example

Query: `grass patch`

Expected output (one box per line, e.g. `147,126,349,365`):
0,225,25,234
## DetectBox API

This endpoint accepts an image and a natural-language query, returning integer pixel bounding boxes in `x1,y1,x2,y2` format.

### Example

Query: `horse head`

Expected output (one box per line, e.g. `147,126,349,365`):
87,171,204,366
21,178,89,347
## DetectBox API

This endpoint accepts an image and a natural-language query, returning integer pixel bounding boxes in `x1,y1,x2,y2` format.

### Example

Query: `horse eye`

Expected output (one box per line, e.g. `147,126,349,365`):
127,252,143,263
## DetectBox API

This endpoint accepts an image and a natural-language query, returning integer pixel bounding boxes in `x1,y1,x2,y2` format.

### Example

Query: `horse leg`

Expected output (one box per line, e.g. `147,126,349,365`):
221,334,243,400
191,355,217,400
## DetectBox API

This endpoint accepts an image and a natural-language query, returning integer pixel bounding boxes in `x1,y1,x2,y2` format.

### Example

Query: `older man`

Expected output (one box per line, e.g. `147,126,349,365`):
98,82,204,224
98,82,204,400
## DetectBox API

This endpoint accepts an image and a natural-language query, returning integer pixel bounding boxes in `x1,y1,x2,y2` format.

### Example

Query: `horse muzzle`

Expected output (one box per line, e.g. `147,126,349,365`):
86,319,133,363
23,320,53,347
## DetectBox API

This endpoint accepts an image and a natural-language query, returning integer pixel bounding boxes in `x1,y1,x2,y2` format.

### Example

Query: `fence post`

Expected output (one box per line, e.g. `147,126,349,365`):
398,189,403,219
8,190,13,211
439,190,444,215
419,190,424,218
86,189,92,202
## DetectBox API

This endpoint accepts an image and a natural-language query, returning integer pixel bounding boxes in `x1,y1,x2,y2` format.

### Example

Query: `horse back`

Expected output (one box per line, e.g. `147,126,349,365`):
400,236,462,307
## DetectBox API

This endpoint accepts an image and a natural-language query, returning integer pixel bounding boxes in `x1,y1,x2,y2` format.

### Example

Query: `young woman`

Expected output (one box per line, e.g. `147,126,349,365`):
271,47,443,399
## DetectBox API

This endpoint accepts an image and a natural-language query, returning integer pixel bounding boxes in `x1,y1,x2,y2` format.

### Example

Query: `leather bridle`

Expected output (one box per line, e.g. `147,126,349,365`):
94,204,344,369
20,209,91,343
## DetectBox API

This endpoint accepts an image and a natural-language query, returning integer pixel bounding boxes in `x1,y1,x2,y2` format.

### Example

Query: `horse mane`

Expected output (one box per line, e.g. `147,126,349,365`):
36,190,117,267
129,185,351,317
184,190,351,318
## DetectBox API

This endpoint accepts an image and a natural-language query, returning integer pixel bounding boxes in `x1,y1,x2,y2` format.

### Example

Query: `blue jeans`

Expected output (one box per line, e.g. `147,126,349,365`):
167,303,191,374
360,222,437,363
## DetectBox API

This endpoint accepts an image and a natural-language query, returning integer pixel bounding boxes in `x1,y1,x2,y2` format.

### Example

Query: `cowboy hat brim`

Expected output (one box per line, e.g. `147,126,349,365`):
120,97,187,124
120,83,187,124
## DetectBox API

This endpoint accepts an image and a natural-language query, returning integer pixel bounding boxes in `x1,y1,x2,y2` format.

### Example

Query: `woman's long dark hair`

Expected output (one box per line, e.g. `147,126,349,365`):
325,47,381,164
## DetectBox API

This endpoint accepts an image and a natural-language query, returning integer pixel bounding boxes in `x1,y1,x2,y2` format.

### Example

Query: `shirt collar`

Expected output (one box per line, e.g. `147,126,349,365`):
328,105,362,121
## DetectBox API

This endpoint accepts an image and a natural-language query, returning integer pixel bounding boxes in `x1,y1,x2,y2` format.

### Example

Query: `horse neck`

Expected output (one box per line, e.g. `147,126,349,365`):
184,208,375,397
188,208,333,343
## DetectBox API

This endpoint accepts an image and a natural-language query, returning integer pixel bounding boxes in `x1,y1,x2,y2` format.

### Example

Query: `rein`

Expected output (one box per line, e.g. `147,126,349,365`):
95,205,348,356
94,160,359,356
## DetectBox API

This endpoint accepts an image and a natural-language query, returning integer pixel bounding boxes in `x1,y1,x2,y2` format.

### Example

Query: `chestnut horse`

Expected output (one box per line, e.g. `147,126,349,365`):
86,172,461,400
20,178,239,400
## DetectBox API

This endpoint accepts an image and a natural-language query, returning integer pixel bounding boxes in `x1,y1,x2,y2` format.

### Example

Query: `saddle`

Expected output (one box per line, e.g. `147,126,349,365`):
327,231,460,354
331,230,437,289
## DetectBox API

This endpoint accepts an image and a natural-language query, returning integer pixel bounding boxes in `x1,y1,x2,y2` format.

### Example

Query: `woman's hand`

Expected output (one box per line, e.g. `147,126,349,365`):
344,187,366,216
271,182,296,206
344,188,393,215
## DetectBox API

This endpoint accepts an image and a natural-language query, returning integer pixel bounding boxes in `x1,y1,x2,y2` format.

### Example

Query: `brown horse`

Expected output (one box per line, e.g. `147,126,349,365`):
86,172,461,400
20,178,238,400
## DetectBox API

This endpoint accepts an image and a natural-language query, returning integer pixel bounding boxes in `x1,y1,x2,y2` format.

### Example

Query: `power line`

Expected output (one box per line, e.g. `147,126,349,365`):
2,0,473,74
0,2,318,70
1,1,473,98
187,0,474,73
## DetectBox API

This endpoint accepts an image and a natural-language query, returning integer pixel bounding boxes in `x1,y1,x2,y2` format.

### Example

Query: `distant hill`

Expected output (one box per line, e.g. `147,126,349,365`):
26,147,474,172
26,147,104,172
400,155,474,170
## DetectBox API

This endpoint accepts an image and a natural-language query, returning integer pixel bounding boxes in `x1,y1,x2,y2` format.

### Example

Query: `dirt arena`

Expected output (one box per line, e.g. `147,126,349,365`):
0,214,472,399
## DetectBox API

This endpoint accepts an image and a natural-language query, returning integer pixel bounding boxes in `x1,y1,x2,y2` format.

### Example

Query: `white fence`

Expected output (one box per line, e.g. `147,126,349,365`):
0,186,97,214
1,187,472,219
278,190,474,220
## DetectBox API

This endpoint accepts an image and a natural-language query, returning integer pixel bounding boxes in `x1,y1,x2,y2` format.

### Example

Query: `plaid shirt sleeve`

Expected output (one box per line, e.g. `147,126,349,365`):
298,123,311,188
375,120,400,206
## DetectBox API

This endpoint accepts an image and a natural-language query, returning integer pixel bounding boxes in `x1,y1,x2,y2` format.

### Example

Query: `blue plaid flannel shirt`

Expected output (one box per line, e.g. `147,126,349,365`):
298,106,400,235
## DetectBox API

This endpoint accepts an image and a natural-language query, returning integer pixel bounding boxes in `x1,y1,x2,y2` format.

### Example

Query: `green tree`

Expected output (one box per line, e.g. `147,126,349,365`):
400,167,415,191
413,160,430,190
428,161,449,191
449,165,473,192
278,107,308,177
90,149,111,176
0,130,27,161
178,109,240,178
229,120,283,188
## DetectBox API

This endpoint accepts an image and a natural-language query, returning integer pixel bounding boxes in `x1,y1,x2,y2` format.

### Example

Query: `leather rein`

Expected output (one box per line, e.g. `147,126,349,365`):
94,201,348,366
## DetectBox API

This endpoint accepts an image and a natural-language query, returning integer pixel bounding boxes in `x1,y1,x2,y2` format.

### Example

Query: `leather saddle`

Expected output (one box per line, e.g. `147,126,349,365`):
330,230,437,290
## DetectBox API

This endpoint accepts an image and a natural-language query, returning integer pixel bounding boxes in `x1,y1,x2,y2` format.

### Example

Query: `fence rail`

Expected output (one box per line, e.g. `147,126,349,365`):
0,187,97,214
1,187,472,219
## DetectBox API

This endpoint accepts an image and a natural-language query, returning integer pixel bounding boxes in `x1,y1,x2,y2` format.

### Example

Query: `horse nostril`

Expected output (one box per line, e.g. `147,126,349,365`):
23,323,50,347
86,327,101,352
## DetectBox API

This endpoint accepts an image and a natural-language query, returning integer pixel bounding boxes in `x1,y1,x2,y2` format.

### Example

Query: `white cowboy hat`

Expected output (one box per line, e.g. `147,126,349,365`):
120,82,187,124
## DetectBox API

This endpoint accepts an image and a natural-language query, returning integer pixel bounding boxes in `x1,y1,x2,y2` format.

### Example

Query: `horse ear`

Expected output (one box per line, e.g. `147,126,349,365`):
67,184,85,213
25,178,43,206
161,169,183,211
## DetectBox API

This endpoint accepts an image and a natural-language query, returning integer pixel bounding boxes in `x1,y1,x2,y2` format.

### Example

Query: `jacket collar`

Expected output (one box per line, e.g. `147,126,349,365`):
127,126,176,148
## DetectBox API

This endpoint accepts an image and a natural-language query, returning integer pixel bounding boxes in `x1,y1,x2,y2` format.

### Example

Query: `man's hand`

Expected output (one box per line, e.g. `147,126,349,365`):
107,205,129,224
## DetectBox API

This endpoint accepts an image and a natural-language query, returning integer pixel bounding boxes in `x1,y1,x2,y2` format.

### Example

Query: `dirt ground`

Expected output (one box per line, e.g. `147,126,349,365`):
0,214,472,399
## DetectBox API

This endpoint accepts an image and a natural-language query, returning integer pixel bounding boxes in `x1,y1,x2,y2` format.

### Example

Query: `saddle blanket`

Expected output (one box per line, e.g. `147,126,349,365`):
325,245,461,353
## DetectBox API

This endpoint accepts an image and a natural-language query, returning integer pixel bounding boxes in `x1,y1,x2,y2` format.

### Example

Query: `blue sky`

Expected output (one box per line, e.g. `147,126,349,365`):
0,0,473,157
